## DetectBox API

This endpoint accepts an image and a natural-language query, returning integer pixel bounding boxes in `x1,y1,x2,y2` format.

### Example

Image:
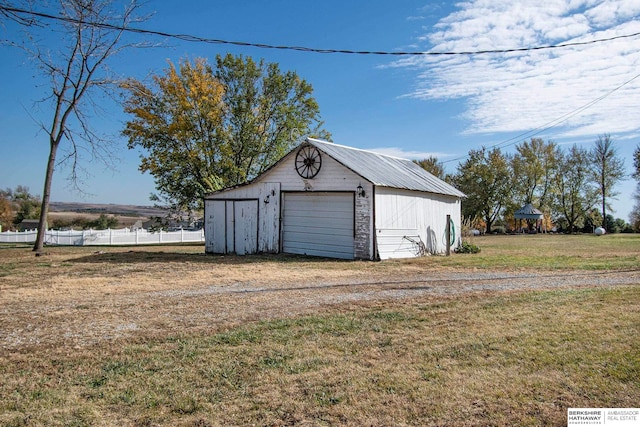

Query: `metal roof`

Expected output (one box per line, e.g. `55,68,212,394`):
514,203,544,219
306,138,466,198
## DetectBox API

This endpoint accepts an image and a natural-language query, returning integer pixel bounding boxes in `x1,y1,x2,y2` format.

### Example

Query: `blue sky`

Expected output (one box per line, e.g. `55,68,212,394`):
1,0,639,221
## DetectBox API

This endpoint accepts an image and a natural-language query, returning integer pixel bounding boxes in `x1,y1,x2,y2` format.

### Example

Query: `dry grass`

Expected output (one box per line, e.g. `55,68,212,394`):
0,235,639,426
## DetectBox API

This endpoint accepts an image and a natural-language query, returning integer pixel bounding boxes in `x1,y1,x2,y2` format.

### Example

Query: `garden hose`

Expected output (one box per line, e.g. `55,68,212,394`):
442,219,456,247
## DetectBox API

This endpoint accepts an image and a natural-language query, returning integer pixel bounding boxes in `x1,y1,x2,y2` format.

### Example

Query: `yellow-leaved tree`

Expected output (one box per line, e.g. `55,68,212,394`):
122,58,227,212
122,54,329,212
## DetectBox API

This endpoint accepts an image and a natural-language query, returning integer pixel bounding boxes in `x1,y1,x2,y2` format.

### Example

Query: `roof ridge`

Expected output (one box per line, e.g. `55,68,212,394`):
306,138,410,161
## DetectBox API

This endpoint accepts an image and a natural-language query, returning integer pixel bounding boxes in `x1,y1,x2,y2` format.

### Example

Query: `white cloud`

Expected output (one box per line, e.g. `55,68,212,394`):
394,0,640,138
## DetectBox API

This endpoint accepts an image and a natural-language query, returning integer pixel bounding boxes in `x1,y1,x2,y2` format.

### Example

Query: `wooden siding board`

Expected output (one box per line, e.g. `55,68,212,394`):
233,200,258,255
375,187,461,259
206,184,280,254
262,153,364,193
258,183,280,253
225,202,234,253
210,201,226,253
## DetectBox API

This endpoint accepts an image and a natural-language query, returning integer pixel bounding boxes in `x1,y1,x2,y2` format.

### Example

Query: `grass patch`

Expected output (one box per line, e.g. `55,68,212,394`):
1,286,638,426
420,233,640,270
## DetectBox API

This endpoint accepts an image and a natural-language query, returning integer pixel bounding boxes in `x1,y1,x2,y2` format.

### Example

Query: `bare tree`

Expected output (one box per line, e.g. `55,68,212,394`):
4,0,145,254
1,1,37,26
589,134,626,229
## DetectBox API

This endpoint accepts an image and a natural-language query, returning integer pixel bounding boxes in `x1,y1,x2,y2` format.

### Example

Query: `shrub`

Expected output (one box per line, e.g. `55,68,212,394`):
456,241,481,254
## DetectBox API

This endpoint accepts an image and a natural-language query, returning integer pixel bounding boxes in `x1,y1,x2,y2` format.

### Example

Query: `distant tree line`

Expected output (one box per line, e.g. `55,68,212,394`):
0,186,42,231
49,213,119,230
0,187,118,231
414,135,636,234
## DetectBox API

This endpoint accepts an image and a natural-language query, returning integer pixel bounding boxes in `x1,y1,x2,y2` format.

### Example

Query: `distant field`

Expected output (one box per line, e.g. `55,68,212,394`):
0,234,638,426
45,201,170,228
49,201,168,218
47,211,145,227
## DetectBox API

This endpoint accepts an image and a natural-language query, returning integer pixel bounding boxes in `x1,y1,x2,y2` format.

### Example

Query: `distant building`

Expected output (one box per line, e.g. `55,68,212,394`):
18,219,41,231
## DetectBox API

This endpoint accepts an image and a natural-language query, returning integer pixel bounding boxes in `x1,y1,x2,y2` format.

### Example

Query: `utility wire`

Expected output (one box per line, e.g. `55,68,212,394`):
4,4,640,164
442,71,640,164
2,5,640,56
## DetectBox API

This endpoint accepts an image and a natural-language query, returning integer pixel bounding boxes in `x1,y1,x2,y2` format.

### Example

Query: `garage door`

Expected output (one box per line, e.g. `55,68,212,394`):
282,192,354,259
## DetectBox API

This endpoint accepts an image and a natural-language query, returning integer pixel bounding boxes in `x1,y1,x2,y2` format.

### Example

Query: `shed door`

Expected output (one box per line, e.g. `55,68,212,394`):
206,200,258,255
282,192,354,259
233,200,258,255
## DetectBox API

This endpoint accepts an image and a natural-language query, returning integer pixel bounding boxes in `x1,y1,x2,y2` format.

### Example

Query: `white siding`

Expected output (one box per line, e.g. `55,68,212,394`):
374,187,462,259
233,200,258,255
205,199,258,255
207,150,375,259
261,152,365,192
205,200,226,253
205,182,280,253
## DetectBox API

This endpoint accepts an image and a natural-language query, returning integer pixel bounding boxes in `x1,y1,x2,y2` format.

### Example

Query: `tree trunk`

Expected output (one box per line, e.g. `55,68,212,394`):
33,140,58,254
485,216,493,234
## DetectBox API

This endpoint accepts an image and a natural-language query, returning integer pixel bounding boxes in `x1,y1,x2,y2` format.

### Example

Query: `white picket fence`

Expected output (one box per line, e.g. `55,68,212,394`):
0,228,205,246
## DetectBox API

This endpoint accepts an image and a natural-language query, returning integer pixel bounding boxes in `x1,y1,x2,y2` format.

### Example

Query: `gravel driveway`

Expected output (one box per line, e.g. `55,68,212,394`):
2,268,638,351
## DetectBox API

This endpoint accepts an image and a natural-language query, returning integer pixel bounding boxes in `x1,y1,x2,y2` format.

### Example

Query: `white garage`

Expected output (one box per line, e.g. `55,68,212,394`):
205,138,465,260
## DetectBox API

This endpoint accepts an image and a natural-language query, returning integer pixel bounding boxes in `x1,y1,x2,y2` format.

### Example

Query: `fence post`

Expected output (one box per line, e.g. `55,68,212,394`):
181,227,184,243
109,228,113,245
135,228,139,245
159,229,163,243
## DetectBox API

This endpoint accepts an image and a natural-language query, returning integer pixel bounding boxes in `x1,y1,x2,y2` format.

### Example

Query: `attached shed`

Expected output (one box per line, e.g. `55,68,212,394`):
204,138,465,260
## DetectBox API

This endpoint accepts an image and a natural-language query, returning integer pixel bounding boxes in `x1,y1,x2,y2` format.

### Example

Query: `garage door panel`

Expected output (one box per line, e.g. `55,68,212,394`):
285,207,353,217
290,200,353,210
283,231,354,246
285,198,352,211
284,241,353,258
283,192,354,259
283,219,353,231
284,226,353,237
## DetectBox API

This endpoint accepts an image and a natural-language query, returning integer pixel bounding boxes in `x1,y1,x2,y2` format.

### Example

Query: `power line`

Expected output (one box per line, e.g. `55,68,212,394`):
4,4,639,166
441,71,640,164
2,5,640,56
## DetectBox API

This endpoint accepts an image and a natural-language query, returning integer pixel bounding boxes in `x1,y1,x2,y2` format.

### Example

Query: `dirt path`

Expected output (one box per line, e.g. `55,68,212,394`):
2,266,638,352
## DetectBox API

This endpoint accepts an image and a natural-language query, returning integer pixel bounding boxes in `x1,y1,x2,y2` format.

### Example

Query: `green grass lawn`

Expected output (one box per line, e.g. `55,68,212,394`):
428,233,640,270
